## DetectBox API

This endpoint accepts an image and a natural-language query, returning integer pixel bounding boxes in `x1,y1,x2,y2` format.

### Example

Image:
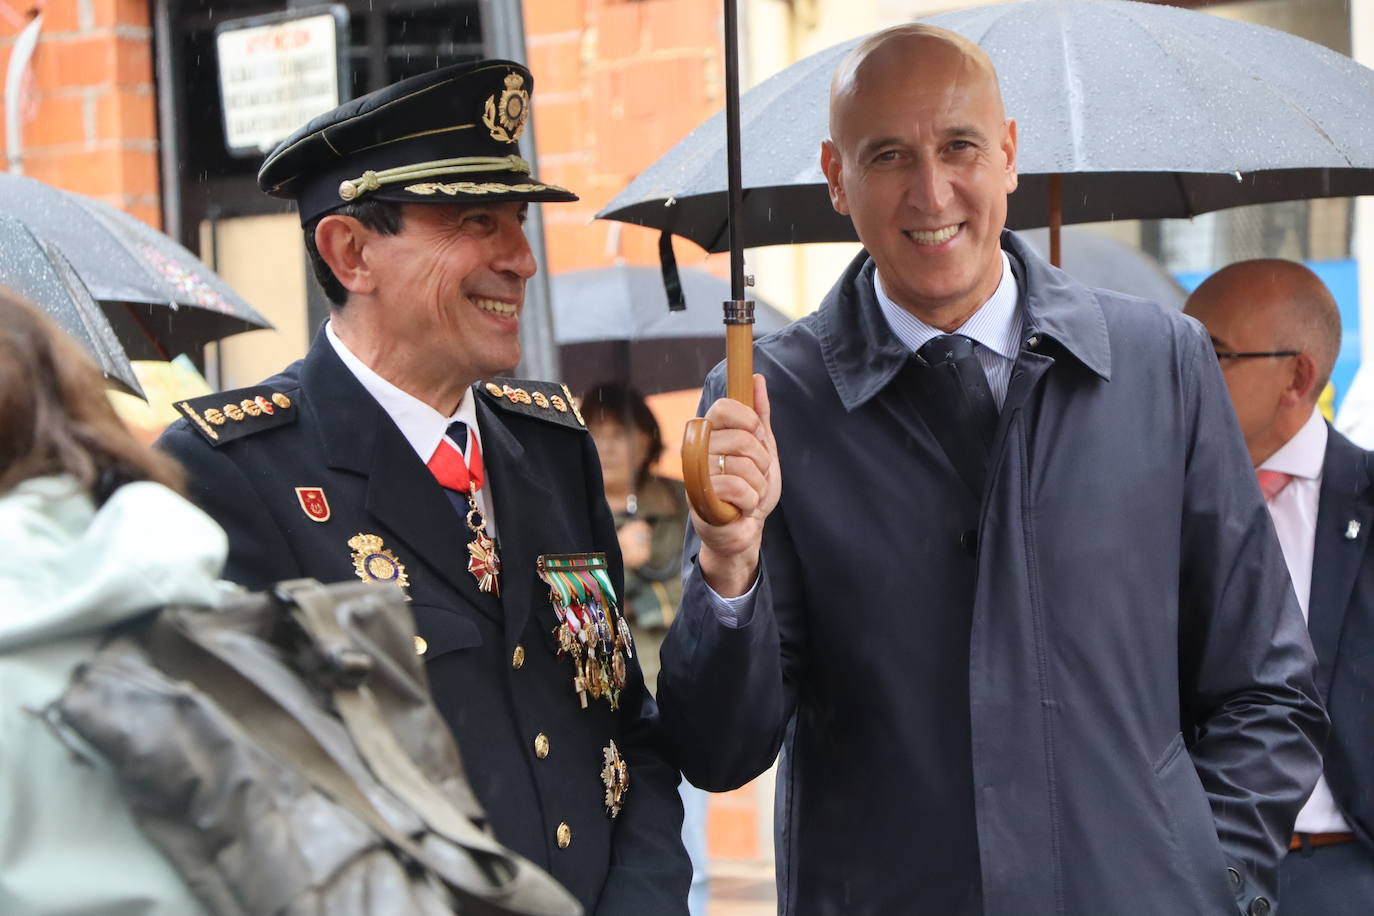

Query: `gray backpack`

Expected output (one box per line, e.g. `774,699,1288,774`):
55,578,581,916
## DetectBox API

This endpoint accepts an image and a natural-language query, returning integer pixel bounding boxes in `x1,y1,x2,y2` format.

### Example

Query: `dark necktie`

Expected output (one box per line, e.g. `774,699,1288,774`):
913,334,1000,497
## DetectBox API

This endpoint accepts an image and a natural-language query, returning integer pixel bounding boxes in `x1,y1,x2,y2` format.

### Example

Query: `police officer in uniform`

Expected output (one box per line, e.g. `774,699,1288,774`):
158,60,691,915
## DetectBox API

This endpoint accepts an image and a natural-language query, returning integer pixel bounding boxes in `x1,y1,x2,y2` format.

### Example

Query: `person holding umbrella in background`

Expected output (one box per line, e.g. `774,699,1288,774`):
1186,260,1374,915
658,23,1325,916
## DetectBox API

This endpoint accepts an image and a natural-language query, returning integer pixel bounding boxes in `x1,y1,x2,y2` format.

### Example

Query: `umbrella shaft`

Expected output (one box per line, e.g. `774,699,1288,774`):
724,0,745,300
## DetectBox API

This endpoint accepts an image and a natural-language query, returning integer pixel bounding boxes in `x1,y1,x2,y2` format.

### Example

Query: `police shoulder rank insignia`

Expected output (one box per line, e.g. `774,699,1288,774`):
537,552,634,710
601,740,629,818
477,378,586,430
296,487,330,522
176,386,297,447
348,533,411,597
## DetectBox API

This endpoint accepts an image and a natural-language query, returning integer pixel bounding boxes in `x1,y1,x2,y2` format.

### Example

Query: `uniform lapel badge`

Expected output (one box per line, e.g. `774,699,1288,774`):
537,553,633,710
295,487,331,522
348,533,411,597
601,740,629,818
1346,519,1362,541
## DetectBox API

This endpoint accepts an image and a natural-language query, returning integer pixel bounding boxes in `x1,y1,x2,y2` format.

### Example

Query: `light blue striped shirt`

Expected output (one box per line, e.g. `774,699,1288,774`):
873,251,1023,409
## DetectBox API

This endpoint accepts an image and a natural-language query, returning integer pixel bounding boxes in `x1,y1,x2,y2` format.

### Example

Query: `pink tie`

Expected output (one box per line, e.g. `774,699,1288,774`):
1256,469,1293,503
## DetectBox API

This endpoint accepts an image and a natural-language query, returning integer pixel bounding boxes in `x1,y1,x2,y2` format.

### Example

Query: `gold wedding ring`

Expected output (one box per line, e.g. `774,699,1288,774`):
718,454,726,475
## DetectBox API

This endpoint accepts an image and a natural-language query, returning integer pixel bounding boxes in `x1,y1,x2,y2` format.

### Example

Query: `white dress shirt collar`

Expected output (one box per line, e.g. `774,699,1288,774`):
873,251,1021,360
1260,407,1327,481
324,320,479,466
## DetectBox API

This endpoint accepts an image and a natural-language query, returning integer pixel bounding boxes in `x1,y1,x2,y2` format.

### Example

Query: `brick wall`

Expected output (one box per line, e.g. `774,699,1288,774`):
524,0,725,275
0,0,160,227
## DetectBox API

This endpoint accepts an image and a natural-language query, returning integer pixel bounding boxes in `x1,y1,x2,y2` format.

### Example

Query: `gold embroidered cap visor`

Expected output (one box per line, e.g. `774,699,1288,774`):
257,58,578,225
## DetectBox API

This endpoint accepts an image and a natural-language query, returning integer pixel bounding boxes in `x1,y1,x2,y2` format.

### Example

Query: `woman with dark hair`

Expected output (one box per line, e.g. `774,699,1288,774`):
0,289,220,914
581,382,710,916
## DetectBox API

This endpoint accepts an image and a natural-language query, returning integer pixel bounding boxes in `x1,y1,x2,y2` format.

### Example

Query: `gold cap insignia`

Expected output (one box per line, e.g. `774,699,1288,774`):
601,740,630,818
348,533,411,597
483,71,529,143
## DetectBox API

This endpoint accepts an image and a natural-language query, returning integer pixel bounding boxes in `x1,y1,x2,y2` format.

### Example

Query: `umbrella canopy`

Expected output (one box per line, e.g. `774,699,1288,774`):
598,0,1374,251
552,264,790,395
0,174,271,360
1013,228,1185,309
0,215,142,396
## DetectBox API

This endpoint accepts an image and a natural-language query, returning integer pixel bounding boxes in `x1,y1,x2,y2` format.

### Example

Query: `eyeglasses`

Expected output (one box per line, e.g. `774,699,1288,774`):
1213,350,1300,360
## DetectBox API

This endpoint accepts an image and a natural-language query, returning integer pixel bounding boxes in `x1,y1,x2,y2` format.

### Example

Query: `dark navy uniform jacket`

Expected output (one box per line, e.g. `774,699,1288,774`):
159,331,691,915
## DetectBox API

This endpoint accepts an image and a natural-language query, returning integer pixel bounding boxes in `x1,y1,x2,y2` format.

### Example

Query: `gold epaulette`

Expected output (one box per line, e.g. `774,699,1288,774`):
174,386,298,446
476,378,586,430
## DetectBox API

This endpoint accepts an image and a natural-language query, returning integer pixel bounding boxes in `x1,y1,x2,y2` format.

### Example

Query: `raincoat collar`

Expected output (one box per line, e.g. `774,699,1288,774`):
818,230,1113,411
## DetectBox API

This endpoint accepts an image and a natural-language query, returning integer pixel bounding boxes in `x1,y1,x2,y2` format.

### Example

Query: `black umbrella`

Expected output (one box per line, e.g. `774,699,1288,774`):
1013,228,1185,309
598,0,1374,265
0,216,143,396
0,174,271,361
552,264,789,396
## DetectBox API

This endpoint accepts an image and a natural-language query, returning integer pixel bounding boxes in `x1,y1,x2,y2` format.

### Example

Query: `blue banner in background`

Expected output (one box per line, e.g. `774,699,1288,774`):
1176,259,1361,413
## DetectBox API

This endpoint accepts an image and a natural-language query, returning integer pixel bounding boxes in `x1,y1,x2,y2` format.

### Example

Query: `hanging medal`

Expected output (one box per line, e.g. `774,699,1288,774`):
459,430,500,595
428,423,500,595
537,552,634,710
464,489,501,594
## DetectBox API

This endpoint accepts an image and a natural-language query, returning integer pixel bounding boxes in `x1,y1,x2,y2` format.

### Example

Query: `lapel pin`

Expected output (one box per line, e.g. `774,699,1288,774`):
295,486,331,522
1346,520,1361,541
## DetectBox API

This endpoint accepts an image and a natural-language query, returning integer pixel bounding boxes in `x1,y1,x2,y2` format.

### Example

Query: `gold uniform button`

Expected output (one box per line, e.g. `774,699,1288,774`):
512,644,525,669
413,636,428,655
556,822,571,848
534,733,550,758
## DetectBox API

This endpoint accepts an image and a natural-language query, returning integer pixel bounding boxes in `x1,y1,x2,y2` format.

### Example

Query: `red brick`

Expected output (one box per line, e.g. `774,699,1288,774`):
531,98,582,157
114,34,153,84
120,199,162,230
26,92,86,147
528,36,583,91
33,36,114,88
644,0,720,53
36,2,81,34
523,0,588,34
95,85,156,141
32,33,151,89
91,0,152,29
593,3,641,59
42,146,159,197
618,56,702,118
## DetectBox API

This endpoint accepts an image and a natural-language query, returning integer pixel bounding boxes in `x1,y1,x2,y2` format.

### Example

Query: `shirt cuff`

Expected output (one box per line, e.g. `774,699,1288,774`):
702,571,759,628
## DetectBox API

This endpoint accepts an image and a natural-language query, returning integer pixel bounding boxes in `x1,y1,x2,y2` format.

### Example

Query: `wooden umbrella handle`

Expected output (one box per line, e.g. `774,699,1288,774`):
683,314,754,526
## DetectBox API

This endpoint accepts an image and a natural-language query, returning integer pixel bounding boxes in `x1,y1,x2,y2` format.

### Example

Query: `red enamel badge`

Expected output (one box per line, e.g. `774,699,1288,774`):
295,487,330,522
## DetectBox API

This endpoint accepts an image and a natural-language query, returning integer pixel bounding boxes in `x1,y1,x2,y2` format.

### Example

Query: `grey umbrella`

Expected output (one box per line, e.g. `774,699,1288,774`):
0,216,143,396
1013,228,1185,309
552,264,790,395
598,0,1374,259
0,174,271,361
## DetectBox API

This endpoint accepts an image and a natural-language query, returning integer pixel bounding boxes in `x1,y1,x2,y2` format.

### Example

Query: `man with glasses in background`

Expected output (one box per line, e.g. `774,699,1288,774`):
1187,259,1374,915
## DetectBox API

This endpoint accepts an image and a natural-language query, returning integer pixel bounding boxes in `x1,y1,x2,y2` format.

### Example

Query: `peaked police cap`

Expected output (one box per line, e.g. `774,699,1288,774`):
258,59,577,224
